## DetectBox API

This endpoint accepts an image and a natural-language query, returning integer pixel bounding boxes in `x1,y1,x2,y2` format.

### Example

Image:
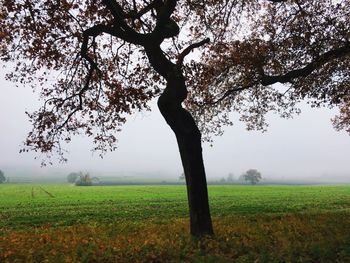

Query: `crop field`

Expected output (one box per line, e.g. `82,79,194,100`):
1,184,350,262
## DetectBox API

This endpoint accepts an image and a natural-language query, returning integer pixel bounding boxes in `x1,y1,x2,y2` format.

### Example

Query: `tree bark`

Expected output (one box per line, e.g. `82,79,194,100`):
157,70,214,237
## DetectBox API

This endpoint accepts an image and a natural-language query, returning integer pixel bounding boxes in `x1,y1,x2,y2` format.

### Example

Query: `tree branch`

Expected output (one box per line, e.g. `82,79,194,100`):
193,84,251,108
55,67,94,130
261,44,350,86
60,24,114,131
101,0,145,44
207,86,250,106
157,0,178,22
101,0,130,29
124,0,158,20
150,0,179,41
81,24,116,71
177,38,210,67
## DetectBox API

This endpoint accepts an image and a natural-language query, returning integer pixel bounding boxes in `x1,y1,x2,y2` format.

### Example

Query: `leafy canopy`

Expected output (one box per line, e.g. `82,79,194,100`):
1,0,349,161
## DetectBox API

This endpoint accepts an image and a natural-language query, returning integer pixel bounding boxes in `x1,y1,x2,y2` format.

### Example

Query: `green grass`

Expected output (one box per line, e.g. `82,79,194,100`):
1,184,350,228
1,184,350,262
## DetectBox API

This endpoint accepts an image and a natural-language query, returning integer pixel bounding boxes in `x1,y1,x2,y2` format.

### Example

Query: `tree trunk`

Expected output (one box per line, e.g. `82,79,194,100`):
157,71,214,237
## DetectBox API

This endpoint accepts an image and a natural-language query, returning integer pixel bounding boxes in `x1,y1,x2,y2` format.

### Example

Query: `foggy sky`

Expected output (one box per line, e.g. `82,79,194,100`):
1,65,350,180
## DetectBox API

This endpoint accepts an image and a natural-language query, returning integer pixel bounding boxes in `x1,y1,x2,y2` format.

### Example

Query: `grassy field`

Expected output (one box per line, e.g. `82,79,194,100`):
1,184,350,262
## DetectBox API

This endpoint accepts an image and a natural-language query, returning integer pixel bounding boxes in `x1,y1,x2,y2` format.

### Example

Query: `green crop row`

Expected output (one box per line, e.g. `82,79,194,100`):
1,184,350,229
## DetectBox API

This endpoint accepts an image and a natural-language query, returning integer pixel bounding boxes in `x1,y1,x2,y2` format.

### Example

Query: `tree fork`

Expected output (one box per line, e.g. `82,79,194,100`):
158,71,214,237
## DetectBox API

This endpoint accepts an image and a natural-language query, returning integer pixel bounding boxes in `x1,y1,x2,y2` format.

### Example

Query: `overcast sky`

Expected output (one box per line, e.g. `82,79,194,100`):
1,64,350,181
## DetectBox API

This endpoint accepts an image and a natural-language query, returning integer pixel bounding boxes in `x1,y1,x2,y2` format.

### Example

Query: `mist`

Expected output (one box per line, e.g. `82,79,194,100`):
1,66,350,184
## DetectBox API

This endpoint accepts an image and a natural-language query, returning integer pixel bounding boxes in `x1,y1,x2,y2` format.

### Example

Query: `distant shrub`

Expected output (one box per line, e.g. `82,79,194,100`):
0,170,5,184
75,173,93,186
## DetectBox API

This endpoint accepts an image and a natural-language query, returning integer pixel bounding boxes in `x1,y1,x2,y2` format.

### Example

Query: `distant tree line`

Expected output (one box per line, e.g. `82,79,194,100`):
0,170,6,184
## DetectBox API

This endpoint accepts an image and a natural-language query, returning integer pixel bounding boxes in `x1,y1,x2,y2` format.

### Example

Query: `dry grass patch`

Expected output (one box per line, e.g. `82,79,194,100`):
1,212,350,262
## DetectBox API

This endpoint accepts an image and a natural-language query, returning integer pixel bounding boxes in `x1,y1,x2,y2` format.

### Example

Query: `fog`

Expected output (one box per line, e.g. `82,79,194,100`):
1,66,350,183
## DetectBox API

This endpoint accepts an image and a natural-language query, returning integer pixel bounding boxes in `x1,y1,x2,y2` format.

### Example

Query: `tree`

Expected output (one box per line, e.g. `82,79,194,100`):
67,172,80,183
0,170,5,184
1,0,349,236
242,169,262,185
